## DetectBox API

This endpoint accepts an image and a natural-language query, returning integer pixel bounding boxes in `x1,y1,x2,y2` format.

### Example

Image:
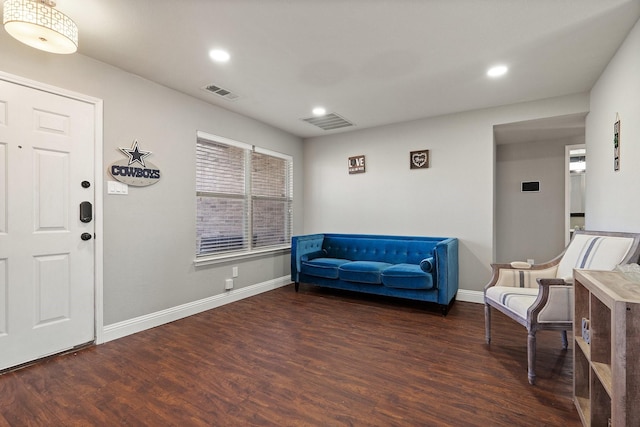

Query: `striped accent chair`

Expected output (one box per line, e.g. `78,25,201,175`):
484,230,640,385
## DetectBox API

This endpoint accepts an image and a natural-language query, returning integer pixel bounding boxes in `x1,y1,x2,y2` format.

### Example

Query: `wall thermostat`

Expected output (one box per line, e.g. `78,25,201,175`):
521,181,540,192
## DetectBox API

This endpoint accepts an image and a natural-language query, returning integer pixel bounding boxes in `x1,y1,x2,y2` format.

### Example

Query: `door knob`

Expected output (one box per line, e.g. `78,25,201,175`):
81,233,92,241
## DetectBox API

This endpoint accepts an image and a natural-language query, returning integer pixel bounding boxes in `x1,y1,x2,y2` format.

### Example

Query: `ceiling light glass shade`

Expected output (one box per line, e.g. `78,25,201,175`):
487,65,508,77
209,49,230,62
3,0,78,54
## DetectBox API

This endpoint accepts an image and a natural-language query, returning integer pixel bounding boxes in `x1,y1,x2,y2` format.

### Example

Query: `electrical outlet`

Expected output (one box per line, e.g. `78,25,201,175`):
527,259,535,265
232,266,238,278
225,279,234,290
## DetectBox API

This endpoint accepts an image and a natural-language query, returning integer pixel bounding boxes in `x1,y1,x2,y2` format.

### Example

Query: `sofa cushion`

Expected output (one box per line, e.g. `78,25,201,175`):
338,261,392,284
381,263,434,290
301,258,351,279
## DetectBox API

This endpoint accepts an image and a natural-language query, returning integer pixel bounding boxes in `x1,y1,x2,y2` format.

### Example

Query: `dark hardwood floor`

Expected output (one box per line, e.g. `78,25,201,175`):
0,284,581,426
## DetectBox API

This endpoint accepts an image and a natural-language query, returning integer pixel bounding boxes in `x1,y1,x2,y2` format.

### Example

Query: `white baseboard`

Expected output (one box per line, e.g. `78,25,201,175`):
100,276,291,344
101,280,484,344
456,289,484,304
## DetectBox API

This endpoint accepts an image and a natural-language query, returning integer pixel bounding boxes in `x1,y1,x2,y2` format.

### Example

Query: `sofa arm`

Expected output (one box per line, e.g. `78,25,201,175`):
434,238,458,306
301,250,327,262
291,234,325,282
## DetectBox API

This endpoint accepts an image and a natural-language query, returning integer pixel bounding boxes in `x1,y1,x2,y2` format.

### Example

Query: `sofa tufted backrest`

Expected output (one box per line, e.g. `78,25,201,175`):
322,236,438,264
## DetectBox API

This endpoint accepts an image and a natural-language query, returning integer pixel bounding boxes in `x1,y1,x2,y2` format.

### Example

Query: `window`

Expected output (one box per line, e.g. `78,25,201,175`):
196,131,293,258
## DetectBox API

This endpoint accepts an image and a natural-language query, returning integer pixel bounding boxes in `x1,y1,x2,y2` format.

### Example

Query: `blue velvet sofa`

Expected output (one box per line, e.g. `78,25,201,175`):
291,233,459,314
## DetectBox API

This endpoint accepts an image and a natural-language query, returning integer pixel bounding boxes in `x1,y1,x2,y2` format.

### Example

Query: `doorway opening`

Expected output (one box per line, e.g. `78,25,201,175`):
566,145,586,244
494,113,586,263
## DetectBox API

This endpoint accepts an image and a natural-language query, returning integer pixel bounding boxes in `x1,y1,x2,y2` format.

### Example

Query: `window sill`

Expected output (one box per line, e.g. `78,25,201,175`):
194,245,291,267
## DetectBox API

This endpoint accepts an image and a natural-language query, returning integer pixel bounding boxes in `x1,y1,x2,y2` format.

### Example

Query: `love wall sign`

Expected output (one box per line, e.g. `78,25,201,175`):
410,150,429,169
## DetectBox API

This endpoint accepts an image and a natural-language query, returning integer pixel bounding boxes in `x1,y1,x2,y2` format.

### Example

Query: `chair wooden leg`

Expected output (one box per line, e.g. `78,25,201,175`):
561,330,568,350
484,304,491,344
527,330,536,385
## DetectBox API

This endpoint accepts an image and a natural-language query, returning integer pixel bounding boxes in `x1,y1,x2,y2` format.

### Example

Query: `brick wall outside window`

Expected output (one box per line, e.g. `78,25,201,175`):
196,135,292,256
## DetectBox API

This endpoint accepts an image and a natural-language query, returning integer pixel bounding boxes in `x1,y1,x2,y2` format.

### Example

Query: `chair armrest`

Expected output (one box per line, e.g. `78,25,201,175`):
528,278,573,324
536,278,568,286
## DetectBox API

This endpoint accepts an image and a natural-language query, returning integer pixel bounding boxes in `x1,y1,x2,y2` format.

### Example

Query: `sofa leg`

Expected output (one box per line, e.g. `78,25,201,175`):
440,296,456,316
294,282,299,292
441,304,450,316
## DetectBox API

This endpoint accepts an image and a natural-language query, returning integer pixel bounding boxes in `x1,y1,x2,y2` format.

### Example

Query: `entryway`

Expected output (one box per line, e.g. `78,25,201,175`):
0,76,101,371
494,113,587,264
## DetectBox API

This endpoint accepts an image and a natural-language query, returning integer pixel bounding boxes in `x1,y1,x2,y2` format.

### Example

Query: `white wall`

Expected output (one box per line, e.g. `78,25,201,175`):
304,94,589,293
0,13,634,342
0,31,304,327
495,139,575,264
586,18,640,232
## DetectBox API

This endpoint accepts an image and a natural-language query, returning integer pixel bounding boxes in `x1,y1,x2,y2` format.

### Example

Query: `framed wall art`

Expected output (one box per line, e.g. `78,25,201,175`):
614,114,620,171
410,150,429,169
348,155,366,174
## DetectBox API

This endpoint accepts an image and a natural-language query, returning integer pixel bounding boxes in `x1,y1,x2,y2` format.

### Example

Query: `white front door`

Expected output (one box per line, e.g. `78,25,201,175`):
0,79,95,370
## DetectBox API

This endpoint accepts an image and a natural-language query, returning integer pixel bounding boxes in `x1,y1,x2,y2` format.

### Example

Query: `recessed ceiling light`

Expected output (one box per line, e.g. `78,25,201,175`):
209,49,230,63
487,65,508,78
312,107,327,116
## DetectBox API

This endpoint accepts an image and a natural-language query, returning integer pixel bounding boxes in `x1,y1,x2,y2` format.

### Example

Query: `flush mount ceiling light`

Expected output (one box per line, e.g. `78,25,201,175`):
3,0,78,54
312,107,326,116
487,65,508,78
209,49,230,63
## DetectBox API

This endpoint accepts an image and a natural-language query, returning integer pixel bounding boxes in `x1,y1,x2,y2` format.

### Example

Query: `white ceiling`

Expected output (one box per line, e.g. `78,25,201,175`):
51,1,640,138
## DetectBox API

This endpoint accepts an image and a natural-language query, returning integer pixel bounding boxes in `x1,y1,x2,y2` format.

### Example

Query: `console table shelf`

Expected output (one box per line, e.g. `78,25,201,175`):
573,270,640,427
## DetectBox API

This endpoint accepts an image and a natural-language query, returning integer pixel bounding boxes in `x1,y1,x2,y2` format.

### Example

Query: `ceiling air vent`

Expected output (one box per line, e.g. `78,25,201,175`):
301,113,354,131
202,84,240,101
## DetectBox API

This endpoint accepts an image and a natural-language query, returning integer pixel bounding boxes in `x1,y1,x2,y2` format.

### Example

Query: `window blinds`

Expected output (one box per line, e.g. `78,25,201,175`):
196,134,292,256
